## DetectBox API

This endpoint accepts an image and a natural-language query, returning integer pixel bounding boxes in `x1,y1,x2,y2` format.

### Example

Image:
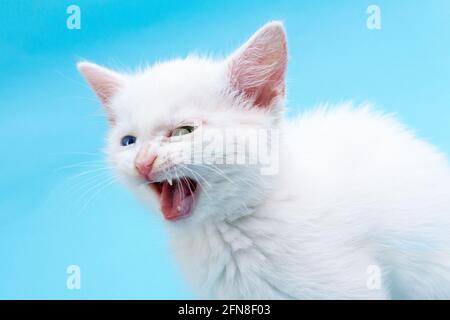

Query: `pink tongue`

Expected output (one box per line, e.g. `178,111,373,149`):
160,180,194,221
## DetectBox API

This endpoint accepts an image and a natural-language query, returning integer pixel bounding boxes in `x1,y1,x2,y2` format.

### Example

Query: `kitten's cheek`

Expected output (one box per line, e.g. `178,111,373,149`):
114,165,140,186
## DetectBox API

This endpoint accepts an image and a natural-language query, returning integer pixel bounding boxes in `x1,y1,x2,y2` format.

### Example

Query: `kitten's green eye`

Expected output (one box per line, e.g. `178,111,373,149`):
171,125,196,137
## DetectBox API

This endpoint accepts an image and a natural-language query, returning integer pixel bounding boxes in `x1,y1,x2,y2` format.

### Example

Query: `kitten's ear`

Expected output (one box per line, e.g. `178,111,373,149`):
228,21,287,109
77,61,124,123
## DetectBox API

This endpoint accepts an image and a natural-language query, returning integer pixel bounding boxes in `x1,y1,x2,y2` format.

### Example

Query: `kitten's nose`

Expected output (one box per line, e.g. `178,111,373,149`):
135,148,157,180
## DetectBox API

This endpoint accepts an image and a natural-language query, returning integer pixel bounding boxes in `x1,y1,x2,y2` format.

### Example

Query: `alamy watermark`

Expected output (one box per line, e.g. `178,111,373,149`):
168,123,280,176
66,5,81,30
367,5,381,30
366,264,381,290
66,265,81,290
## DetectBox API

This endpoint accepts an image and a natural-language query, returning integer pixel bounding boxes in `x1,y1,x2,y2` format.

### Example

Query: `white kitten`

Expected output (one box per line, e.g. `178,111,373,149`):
78,22,450,299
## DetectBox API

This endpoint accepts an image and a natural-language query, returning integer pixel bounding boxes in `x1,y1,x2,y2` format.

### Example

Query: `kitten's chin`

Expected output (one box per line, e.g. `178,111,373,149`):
149,178,198,221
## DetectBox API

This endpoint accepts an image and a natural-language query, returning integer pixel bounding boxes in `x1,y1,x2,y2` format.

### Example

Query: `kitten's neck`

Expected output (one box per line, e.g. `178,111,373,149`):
166,199,290,299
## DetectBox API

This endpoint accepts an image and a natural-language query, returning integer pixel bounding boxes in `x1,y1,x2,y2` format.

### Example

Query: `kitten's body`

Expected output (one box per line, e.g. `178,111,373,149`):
78,22,450,299
171,106,450,299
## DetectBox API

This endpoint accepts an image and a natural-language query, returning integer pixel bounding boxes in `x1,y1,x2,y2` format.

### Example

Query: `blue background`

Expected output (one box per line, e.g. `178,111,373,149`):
0,0,449,299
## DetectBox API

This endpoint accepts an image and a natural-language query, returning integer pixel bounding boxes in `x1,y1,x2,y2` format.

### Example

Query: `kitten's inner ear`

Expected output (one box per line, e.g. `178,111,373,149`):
228,21,287,109
77,62,124,123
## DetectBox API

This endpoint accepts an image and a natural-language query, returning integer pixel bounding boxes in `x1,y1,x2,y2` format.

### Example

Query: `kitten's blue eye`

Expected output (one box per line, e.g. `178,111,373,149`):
121,135,136,146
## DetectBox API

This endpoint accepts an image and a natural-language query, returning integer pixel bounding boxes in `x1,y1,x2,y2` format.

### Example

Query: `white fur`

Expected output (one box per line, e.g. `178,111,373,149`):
168,105,450,299
79,22,450,299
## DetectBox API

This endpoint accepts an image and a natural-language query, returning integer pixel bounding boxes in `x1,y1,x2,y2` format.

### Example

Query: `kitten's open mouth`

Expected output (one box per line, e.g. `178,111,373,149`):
150,178,198,221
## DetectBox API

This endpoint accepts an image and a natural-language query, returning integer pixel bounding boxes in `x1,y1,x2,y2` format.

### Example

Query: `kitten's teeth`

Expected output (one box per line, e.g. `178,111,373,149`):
177,206,181,211
168,178,173,186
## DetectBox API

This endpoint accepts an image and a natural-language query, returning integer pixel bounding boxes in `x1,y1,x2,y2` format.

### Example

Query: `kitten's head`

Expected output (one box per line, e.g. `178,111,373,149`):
78,22,287,225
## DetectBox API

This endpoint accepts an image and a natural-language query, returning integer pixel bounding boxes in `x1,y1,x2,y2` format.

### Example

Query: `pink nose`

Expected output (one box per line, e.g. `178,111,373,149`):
135,152,157,179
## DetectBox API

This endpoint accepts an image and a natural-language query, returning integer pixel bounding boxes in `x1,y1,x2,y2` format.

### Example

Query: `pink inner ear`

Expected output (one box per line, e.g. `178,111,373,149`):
77,62,123,123
229,22,287,108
